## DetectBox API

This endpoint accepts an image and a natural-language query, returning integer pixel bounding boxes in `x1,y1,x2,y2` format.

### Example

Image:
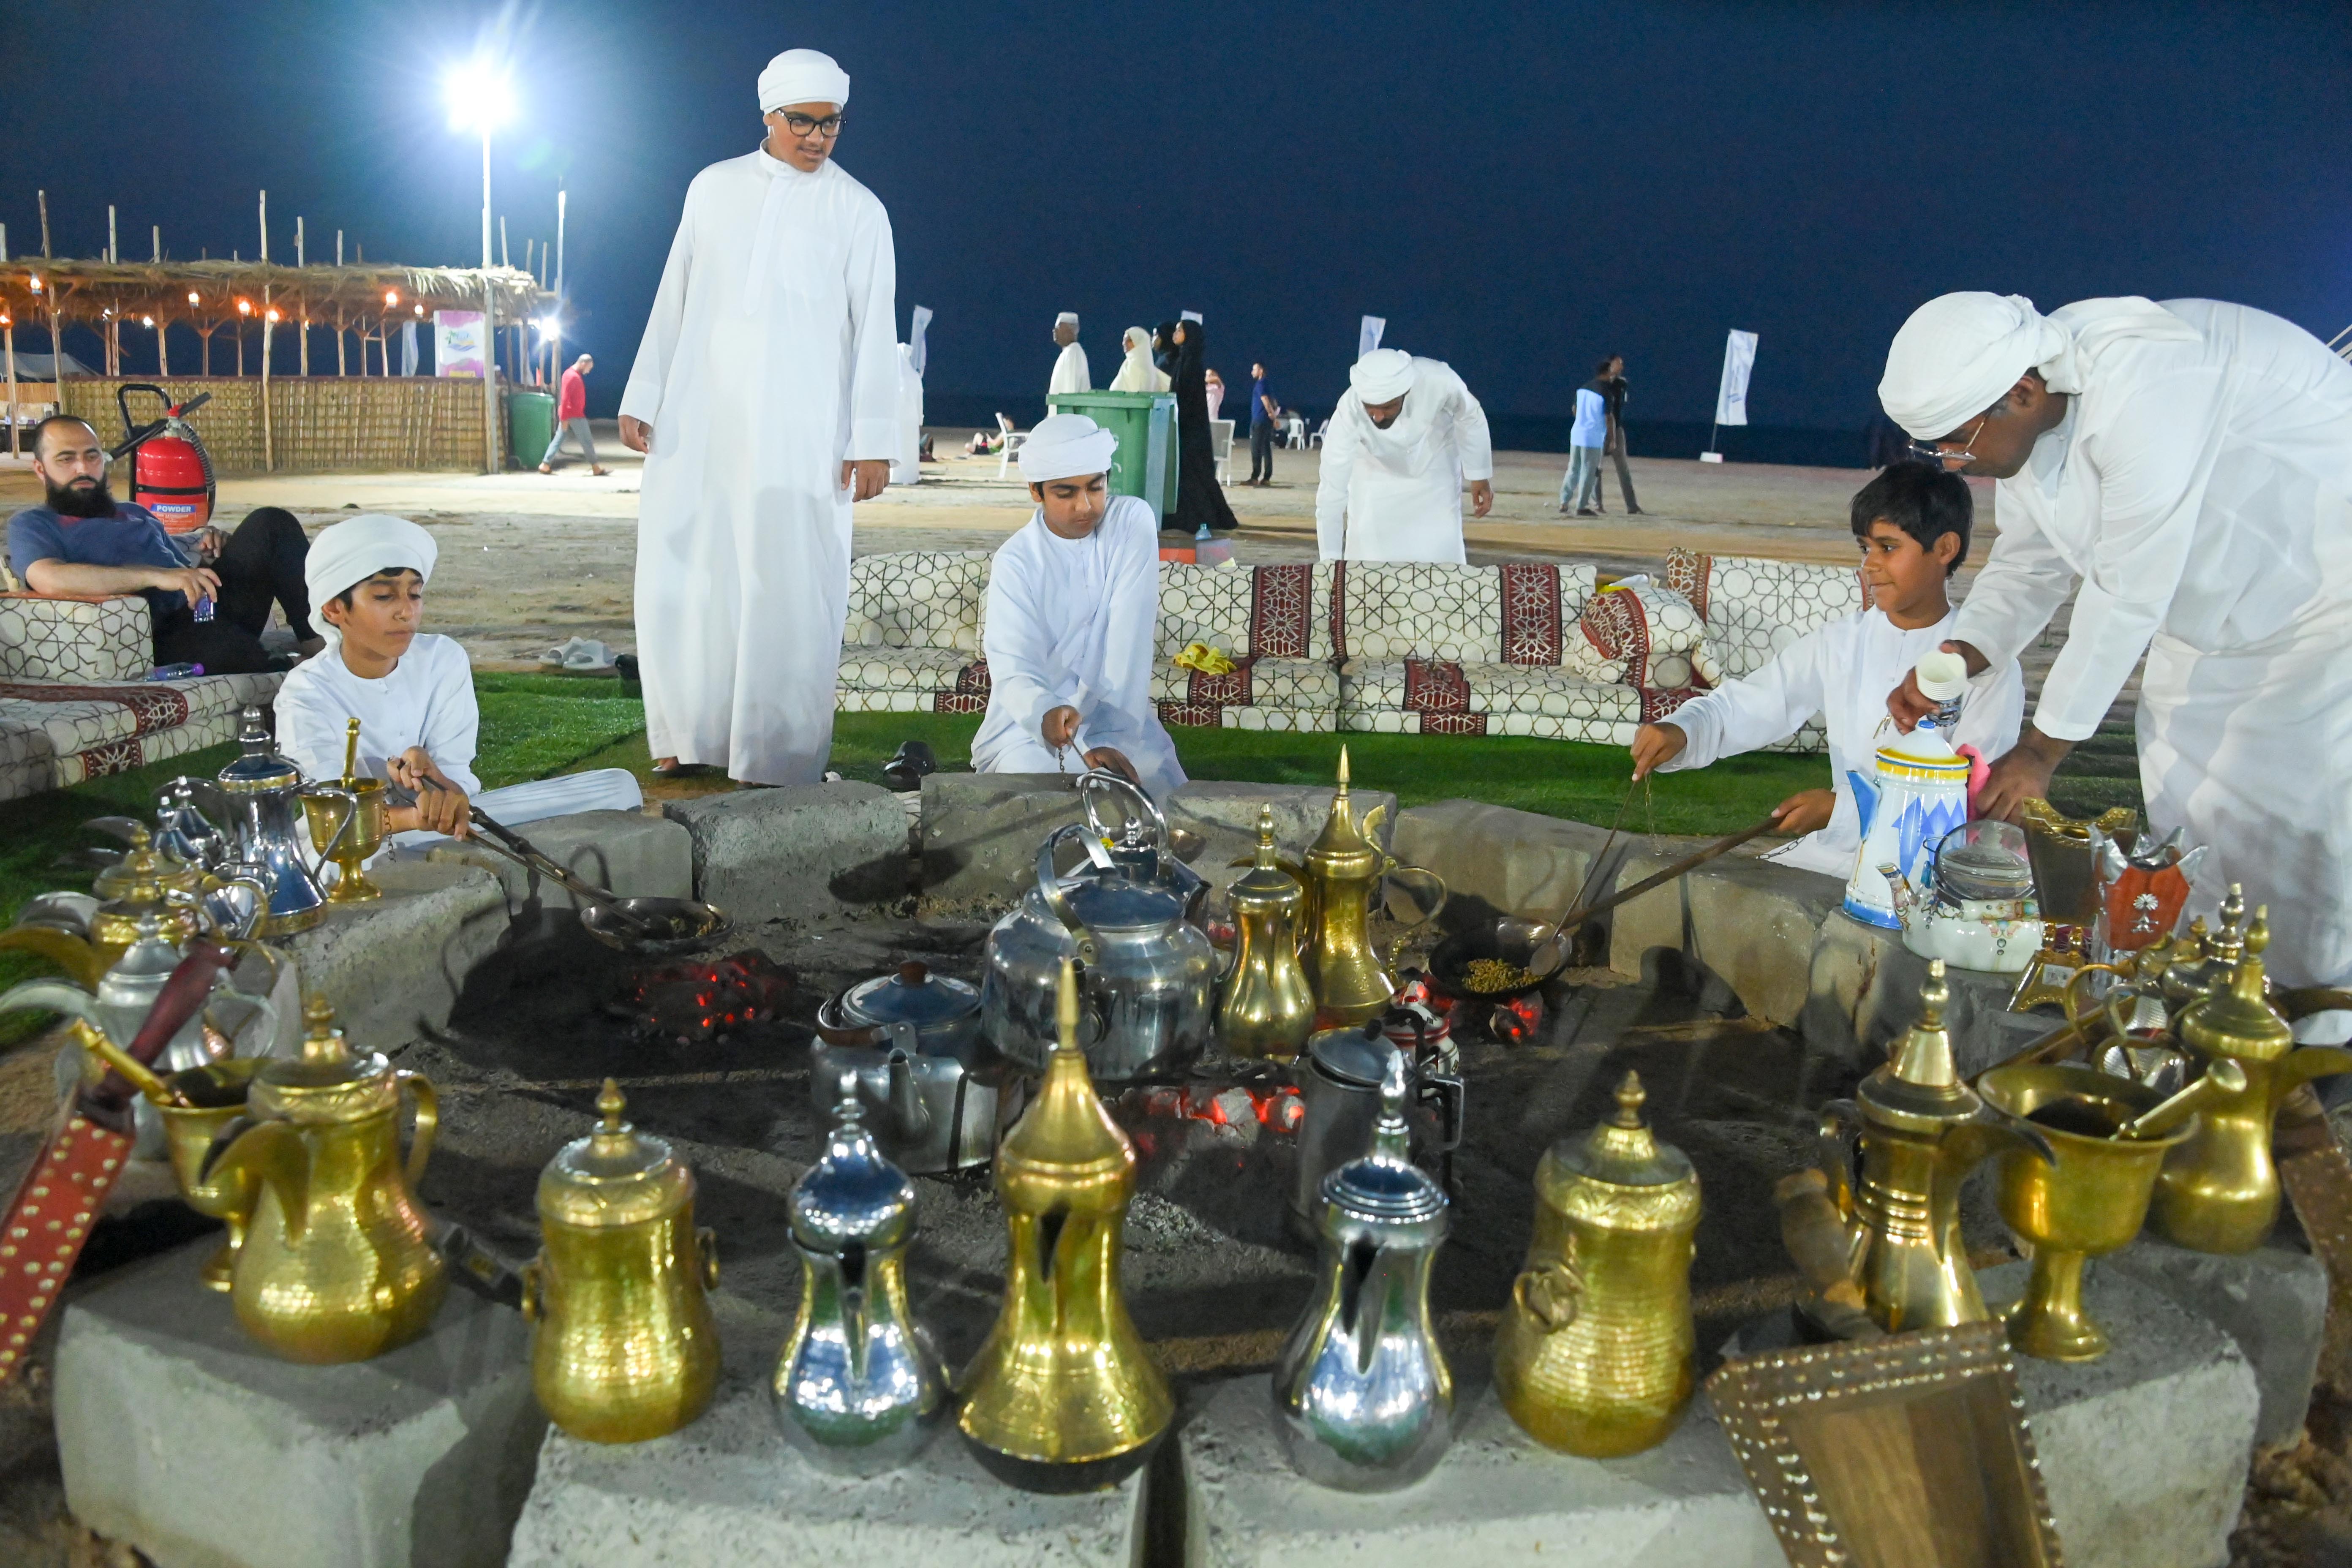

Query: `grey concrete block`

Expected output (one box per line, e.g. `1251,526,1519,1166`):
1592,840,1842,1030
509,1375,1142,1568
2102,1236,2330,1447
1168,780,1399,902
427,808,692,913
918,772,1089,910
1183,1374,1785,1568
283,859,509,1057
1185,1262,2255,1568
662,781,907,924
1801,909,2055,1073
1388,798,1609,930
1983,1259,2260,1568
55,1239,542,1568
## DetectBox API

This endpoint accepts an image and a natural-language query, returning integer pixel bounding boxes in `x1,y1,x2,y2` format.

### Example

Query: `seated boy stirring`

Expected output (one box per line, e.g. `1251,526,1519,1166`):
971,414,1187,800
1628,462,2024,878
275,513,642,841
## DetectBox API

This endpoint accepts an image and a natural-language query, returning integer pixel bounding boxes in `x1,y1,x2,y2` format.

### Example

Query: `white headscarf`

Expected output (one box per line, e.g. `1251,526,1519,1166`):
306,514,436,649
1350,347,1415,403
1878,292,2200,439
757,49,849,113
1018,414,1118,483
1109,327,1163,393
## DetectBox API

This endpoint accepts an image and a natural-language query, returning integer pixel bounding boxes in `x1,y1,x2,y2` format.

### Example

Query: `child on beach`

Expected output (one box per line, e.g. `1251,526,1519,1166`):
1627,462,2025,877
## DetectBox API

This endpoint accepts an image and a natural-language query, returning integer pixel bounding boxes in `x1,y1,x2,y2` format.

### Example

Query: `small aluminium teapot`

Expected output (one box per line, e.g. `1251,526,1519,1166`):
813,961,998,1174
1495,1071,1699,1457
202,996,445,1363
1273,1053,1452,1491
523,1080,721,1443
773,1075,947,1473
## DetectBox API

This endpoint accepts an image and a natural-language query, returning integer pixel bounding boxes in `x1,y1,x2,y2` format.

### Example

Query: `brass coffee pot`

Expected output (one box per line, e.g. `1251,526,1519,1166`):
2153,910,2352,1255
203,996,446,1363
522,1080,721,1443
86,822,203,961
958,958,1173,1492
1218,804,1317,1060
1817,961,2052,1331
1496,1071,1699,1456
1298,748,1446,1025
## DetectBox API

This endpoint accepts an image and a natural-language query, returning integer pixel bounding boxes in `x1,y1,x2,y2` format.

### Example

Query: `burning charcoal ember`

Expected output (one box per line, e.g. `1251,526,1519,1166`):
1489,992,1545,1046
610,953,794,1046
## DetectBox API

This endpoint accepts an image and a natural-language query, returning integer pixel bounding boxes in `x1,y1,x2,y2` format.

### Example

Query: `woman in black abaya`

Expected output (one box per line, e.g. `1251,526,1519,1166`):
1168,319,1239,534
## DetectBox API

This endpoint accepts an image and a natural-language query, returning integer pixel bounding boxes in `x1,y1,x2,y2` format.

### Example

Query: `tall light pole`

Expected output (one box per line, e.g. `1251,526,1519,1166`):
445,58,514,471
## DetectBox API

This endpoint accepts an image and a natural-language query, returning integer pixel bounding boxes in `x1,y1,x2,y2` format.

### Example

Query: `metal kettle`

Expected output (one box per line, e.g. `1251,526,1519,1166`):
198,707,356,937
981,773,1216,1082
773,1075,947,1472
2153,909,2352,1254
1272,1052,1452,1491
1495,1071,1699,1457
522,1079,721,1443
958,958,1174,1492
812,961,999,1174
1813,960,2052,1332
1290,1016,1464,1240
201,996,446,1362
1296,747,1446,1026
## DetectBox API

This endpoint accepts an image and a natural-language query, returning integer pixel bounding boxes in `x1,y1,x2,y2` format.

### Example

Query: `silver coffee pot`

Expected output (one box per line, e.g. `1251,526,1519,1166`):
1273,1053,1453,1491
201,708,355,936
1290,1015,1464,1240
772,1075,947,1473
812,962,1000,1174
981,772,1215,1082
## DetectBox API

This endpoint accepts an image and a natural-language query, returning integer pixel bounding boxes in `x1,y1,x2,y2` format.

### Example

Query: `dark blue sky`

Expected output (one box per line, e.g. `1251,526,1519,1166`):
5,1,2347,428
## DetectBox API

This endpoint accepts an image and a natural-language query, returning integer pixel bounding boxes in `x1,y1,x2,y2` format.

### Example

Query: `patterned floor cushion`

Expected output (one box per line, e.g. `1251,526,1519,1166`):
0,593,153,683
1664,549,1863,681
1339,659,1636,741
836,644,972,693
847,552,990,653
1155,562,1340,663
0,670,284,802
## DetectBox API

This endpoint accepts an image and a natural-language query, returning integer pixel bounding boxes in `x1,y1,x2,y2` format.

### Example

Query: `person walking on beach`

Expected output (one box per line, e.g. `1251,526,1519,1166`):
1169,319,1239,534
539,354,608,475
1602,354,1642,514
1049,312,1091,397
1559,364,1608,514
620,46,898,784
1247,362,1280,485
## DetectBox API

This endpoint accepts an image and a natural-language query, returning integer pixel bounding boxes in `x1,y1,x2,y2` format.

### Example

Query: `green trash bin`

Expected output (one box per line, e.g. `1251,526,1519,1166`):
506,390,556,470
1045,391,1179,525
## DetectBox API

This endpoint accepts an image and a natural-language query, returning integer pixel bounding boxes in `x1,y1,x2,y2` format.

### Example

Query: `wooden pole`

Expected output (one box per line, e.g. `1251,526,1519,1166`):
553,188,565,415
36,192,62,416
106,206,120,376
481,271,499,473
295,217,308,376
3,222,16,458
336,307,346,376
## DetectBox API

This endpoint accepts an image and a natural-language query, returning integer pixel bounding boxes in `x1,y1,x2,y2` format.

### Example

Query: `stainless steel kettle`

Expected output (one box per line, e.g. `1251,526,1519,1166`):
1290,1015,1464,1240
981,773,1215,1082
812,962,1001,1174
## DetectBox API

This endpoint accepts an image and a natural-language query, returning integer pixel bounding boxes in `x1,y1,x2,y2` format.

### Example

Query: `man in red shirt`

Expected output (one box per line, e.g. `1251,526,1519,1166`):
539,354,609,475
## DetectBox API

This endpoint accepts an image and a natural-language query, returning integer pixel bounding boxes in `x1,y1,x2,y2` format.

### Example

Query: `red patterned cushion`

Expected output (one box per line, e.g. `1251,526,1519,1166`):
1497,564,1563,665
1249,564,1315,658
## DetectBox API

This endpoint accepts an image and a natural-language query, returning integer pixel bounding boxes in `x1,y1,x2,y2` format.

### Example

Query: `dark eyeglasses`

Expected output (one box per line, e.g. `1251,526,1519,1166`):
778,112,845,139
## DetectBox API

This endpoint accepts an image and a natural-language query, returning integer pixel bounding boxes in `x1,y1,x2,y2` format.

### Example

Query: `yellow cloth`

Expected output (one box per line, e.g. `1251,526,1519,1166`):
1173,641,1235,675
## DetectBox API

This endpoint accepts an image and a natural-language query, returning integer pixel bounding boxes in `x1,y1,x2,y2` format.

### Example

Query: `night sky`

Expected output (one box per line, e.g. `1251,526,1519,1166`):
5,1,2347,432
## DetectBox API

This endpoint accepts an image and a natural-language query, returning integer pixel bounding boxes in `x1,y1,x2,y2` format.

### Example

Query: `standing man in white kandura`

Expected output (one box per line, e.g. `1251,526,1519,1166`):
1879,292,2352,1010
1048,312,1091,397
619,47,898,784
1314,347,1494,562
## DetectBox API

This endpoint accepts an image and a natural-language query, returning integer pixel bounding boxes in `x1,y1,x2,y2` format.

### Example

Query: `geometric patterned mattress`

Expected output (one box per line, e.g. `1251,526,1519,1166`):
0,671,283,803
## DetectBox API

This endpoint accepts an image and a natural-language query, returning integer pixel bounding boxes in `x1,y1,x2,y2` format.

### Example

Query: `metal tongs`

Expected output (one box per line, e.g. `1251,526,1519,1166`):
388,778,663,939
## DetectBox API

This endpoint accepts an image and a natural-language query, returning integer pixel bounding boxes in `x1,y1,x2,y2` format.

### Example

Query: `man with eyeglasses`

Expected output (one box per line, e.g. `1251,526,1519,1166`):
1878,291,2352,1010
618,47,898,785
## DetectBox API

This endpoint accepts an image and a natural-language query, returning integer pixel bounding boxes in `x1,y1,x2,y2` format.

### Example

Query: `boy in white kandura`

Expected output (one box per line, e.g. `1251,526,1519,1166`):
1628,462,2025,877
274,513,642,842
970,414,1187,800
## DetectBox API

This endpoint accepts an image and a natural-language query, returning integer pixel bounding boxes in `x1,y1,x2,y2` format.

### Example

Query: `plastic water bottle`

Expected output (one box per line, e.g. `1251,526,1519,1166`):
147,663,204,681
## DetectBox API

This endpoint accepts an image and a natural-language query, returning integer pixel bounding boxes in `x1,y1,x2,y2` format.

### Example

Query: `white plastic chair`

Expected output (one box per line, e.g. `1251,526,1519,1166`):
1282,413,1307,449
994,413,1027,481
1211,419,1235,486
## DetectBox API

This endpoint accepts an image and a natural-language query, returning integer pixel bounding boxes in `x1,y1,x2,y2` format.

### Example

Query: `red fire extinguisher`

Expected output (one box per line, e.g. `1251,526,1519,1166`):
111,384,216,536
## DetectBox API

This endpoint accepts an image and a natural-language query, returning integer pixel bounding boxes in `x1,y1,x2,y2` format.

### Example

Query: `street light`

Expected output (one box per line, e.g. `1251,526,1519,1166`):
444,59,515,270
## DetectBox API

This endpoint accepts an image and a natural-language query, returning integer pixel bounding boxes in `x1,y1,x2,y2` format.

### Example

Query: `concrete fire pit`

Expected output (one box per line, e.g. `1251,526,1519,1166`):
42,784,2329,1566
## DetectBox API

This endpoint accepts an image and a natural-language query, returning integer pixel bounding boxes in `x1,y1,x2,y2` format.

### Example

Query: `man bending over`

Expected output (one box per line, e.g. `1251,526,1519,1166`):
971,414,1186,800
5,414,316,673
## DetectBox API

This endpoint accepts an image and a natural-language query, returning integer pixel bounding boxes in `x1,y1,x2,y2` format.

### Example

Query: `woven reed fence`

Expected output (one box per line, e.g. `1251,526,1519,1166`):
41,376,495,474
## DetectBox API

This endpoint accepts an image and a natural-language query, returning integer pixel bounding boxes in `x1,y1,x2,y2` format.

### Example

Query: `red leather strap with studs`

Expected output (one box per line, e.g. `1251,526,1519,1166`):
0,941,234,1382
0,1113,132,1379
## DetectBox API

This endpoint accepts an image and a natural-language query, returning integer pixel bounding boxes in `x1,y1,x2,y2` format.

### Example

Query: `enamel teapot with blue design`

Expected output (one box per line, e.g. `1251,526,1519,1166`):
1844,716,1970,931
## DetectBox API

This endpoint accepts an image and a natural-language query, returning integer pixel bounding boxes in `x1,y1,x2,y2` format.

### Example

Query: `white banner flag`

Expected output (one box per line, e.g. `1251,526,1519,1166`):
907,304,933,376
1714,329,1759,426
1358,315,1386,358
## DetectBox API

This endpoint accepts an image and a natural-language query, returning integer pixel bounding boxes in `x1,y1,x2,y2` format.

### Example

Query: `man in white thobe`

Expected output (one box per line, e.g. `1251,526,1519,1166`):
971,414,1186,800
1880,293,2352,1000
1314,348,1495,562
1048,312,1090,397
618,47,898,784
